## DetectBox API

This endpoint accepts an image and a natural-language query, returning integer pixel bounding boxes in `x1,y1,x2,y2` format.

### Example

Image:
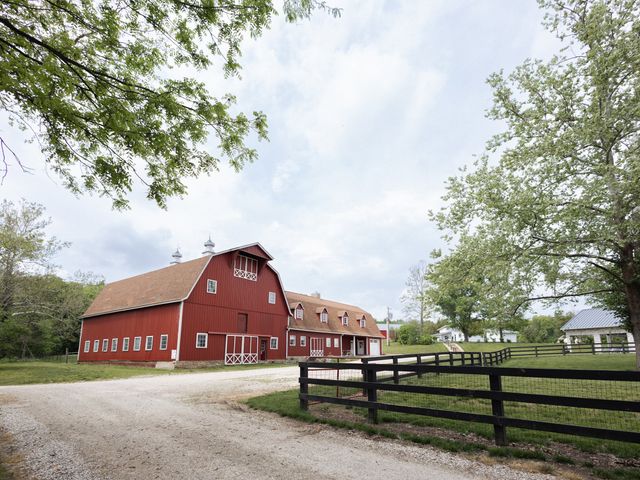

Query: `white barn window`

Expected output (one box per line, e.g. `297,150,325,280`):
145,336,153,351
84,340,90,353
289,335,296,347
111,338,118,352
160,334,168,350
342,314,349,326
268,291,276,304
295,305,303,320
270,337,278,349
325,337,331,348
102,339,108,352
123,337,130,352
333,338,339,348
320,310,328,323
133,336,141,351
93,340,99,352
234,255,258,281
206,279,217,294
300,336,307,347
196,333,208,348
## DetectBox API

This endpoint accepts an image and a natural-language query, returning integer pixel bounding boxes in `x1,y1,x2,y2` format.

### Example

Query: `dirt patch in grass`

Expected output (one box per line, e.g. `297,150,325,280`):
308,401,640,479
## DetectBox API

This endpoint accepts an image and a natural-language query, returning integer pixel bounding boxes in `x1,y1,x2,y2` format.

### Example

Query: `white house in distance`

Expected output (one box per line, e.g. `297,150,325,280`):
434,326,518,343
561,308,634,346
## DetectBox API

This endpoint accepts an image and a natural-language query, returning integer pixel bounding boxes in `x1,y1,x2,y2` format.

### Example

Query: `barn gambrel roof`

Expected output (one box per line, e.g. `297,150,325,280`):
83,242,284,318
561,308,624,331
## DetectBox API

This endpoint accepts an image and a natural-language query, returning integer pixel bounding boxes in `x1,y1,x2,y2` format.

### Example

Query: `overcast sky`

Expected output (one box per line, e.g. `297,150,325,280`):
0,0,563,321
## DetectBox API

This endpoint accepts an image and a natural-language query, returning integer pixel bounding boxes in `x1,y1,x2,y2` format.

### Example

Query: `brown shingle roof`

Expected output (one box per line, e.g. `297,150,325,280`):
83,256,211,318
285,291,383,338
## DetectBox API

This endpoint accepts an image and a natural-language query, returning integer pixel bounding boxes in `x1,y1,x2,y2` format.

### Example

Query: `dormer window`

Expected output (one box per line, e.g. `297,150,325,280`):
295,305,304,320
360,317,366,328
342,313,349,326
320,310,328,323
234,254,258,281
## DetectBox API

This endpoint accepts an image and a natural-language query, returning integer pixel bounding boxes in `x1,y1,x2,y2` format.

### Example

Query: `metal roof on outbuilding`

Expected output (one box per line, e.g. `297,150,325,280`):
561,308,623,331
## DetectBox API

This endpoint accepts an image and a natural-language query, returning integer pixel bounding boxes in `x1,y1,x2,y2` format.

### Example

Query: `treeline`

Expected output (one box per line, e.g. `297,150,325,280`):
0,199,103,359
393,311,573,346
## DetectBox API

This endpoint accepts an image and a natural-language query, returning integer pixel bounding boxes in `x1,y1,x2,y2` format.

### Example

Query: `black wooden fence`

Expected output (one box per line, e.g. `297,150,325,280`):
299,361,640,446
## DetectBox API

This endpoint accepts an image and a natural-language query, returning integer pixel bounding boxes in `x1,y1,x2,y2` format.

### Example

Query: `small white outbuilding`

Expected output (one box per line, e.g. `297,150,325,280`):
561,308,633,346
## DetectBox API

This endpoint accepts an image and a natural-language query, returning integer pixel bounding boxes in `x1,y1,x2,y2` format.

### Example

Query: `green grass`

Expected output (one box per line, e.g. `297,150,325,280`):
0,360,293,386
502,354,637,370
458,342,553,353
383,342,448,355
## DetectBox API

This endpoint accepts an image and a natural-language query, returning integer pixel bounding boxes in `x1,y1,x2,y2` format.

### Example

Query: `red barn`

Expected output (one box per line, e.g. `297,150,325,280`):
78,243,290,366
286,291,384,358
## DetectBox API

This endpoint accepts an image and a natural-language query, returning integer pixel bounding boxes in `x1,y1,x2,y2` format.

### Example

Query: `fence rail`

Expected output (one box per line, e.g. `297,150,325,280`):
298,361,640,446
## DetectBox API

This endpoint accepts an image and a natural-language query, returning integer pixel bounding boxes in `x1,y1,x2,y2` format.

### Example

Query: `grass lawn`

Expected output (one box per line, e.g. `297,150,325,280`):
383,342,448,355
0,360,293,386
503,353,637,370
458,342,553,353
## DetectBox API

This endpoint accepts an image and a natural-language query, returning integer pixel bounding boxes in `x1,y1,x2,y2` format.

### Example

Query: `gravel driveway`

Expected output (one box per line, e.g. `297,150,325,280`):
0,366,554,480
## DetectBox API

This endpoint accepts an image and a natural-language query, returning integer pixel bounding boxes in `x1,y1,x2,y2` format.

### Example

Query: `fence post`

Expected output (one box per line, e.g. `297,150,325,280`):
393,357,399,384
417,355,422,379
461,353,466,366
299,364,309,411
535,346,538,357
367,368,378,424
449,352,453,366
489,373,507,446
361,358,369,397
65,348,69,364
592,343,596,355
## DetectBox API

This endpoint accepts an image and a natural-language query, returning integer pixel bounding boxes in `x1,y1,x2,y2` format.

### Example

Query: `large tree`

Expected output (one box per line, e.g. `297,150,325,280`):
0,0,338,208
433,0,640,367
0,199,65,322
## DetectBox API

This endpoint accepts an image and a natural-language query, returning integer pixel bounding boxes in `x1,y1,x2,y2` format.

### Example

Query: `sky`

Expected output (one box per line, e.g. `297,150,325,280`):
0,0,565,321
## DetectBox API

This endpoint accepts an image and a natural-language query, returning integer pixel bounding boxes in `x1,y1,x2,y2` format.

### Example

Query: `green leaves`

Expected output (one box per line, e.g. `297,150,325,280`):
0,0,324,208
433,1,640,360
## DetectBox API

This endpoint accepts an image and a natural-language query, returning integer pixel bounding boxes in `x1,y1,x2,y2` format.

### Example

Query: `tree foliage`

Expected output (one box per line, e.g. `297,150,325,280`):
432,0,640,367
0,0,339,208
519,310,573,344
0,199,102,357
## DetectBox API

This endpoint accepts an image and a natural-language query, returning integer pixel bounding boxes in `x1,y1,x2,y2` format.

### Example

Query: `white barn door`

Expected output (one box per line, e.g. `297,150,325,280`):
310,337,324,357
369,339,380,356
225,335,259,365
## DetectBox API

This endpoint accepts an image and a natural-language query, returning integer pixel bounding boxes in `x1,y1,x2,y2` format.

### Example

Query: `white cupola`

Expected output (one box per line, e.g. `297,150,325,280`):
170,248,182,264
202,236,215,255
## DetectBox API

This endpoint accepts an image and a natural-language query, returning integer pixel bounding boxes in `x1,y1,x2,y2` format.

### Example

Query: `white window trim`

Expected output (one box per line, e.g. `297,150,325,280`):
325,337,331,348
295,306,303,319
102,339,108,352
342,315,349,326
122,337,130,352
111,338,118,352
270,337,278,349
206,279,217,294
289,335,296,347
159,334,168,350
196,332,208,349
145,336,153,351
320,311,328,323
333,338,339,348
93,340,99,352
133,336,142,351
84,340,90,353
360,319,366,328
268,291,276,304
300,335,307,347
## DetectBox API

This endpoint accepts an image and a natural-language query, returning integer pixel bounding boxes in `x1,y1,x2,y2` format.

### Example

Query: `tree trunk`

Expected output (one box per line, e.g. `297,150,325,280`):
622,263,640,370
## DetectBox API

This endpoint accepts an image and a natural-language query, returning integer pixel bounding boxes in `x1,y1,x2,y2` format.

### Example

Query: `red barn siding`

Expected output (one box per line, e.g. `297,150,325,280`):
78,303,179,362
287,330,342,357
178,252,289,361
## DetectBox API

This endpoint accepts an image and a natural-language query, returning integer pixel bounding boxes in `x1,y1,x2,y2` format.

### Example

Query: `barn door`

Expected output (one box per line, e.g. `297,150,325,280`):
310,338,324,357
225,335,258,364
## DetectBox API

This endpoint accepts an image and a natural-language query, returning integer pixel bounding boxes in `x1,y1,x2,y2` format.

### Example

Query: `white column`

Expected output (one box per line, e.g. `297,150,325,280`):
352,336,355,356
593,333,602,353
